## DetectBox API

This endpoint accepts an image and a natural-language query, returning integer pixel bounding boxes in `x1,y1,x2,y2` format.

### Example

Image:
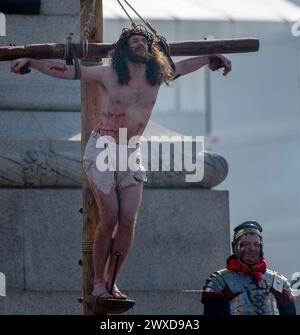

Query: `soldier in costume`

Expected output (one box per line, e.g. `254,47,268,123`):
201,221,297,315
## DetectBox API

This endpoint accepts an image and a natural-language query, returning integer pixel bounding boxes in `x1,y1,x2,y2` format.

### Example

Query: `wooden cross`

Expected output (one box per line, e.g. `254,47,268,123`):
0,0,259,315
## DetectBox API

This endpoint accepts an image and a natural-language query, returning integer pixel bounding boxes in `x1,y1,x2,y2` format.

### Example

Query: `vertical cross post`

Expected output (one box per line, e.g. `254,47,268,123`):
80,0,103,315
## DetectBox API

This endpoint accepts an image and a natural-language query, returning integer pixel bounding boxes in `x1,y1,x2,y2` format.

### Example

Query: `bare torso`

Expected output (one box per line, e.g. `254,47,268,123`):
93,65,160,142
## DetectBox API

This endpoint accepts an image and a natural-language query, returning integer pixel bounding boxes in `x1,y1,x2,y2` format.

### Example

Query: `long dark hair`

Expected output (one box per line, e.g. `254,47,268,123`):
109,28,174,86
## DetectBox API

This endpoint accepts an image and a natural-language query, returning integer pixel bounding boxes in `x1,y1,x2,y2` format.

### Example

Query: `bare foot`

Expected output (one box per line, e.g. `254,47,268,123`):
110,284,128,300
93,282,113,299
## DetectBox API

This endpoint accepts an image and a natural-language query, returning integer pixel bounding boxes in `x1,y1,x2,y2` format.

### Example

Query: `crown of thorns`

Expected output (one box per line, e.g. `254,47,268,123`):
113,25,154,49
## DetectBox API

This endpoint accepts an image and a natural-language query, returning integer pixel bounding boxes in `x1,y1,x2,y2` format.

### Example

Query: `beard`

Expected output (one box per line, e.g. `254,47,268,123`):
122,46,161,85
126,47,153,64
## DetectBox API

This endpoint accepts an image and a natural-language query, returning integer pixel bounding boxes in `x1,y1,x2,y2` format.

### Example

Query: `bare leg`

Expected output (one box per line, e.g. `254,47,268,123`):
105,181,144,298
87,176,119,298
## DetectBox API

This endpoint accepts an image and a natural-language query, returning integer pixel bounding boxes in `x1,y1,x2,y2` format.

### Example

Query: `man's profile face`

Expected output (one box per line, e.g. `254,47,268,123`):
239,233,262,266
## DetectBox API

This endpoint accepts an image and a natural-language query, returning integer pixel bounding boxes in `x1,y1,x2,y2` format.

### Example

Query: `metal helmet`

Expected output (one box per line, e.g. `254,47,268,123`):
232,220,264,259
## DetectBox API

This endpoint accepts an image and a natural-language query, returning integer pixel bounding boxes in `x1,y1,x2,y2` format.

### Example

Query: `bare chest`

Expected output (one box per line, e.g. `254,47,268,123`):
108,81,159,109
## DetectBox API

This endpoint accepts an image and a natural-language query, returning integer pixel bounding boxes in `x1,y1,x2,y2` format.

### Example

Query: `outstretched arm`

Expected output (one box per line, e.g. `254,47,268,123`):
173,54,232,79
10,58,108,84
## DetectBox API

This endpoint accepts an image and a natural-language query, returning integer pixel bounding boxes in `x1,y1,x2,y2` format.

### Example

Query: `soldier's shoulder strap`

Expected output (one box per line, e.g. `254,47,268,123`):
202,269,230,294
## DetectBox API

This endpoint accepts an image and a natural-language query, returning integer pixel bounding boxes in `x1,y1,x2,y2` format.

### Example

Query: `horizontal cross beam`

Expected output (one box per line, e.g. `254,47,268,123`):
0,38,259,61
